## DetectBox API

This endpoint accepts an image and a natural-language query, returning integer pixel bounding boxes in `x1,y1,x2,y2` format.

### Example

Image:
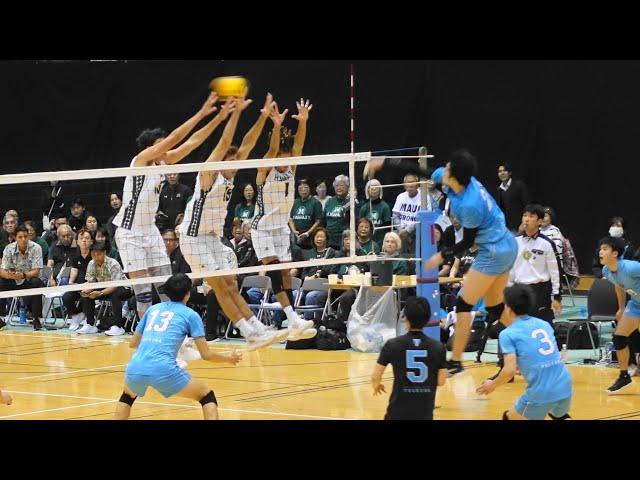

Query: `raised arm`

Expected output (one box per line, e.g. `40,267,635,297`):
206,97,252,163
265,102,288,159
291,98,312,157
256,101,288,185
163,93,232,165
135,92,218,166
236,93,273,160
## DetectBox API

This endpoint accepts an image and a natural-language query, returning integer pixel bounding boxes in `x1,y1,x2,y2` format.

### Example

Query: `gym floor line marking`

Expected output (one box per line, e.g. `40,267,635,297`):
1,390,349,420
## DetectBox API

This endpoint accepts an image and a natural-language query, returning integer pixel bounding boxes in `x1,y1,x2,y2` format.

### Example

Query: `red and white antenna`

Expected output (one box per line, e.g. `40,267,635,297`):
350,64,355,154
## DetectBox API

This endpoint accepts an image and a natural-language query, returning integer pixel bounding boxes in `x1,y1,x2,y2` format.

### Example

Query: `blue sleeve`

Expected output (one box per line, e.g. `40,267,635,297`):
625,260,640,278
135,308,150,334
499,330,516,355
460,204,483,229
187,309,205,338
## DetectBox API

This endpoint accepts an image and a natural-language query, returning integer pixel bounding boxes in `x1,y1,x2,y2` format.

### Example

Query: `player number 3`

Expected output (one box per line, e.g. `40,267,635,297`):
531,328,555,356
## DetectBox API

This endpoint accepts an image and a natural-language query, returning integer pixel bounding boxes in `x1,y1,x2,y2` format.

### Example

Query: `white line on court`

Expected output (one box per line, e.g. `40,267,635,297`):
0,400,116,419
18,364,126,380
0,331,129,345
2,390,351,420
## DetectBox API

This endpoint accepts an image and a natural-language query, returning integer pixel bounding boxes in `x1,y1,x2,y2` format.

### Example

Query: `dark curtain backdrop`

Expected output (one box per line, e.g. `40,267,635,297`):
1,60,638,272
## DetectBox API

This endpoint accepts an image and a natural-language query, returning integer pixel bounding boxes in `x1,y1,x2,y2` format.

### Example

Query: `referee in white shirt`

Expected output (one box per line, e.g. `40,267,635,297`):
508,204,563,323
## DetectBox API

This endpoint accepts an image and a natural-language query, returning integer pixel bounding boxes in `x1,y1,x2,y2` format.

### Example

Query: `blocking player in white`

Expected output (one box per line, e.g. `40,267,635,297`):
178,92,289,349
112,92,229,329
251,98,317,341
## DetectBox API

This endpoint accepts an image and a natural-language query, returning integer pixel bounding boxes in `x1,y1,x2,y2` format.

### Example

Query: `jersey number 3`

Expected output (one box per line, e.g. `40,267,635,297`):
145,310,174,333
531,328,555,356
406,350,428,383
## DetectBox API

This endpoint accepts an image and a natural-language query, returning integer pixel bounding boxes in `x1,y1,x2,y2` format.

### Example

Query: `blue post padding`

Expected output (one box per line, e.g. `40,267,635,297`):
417,211,441,341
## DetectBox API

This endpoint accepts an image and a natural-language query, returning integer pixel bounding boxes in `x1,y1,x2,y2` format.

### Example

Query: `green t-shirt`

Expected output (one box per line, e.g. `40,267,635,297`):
290,196,323,233
359,199,392,245
323,196,349,247
234,203,255,223
358,239,379,255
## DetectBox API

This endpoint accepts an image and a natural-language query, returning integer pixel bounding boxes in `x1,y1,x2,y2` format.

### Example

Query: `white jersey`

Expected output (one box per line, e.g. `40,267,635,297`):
113,157,165,232
181,173,233,238
252,168,294,231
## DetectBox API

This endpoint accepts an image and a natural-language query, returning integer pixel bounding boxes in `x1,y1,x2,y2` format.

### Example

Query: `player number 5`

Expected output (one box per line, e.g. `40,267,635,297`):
406,350,428,383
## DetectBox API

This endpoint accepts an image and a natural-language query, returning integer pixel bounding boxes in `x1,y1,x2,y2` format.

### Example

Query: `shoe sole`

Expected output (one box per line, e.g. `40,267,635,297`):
288,328,317,341
606,381,634,395
104,331,125,336
246,330,290,351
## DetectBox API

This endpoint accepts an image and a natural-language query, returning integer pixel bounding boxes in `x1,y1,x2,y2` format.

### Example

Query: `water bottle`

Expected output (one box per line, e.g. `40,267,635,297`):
19,306,27,325
348,265,360,277
561,344,569,363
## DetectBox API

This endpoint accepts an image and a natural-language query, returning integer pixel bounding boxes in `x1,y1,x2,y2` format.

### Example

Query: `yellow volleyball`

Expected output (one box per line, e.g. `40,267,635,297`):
209,76,249,99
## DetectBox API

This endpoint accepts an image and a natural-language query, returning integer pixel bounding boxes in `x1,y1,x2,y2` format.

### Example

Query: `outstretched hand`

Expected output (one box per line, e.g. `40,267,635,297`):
373,383,386,396
292,98,313,122
199,91,219,116
260,93,274,117
217,97,237,120
227,350,243,365
363,158,385,180
269,102,289,126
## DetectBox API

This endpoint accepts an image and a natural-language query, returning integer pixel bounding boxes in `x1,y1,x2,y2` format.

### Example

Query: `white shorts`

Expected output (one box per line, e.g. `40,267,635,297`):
115,226,170,273
180,234,230,273
252,227,291,262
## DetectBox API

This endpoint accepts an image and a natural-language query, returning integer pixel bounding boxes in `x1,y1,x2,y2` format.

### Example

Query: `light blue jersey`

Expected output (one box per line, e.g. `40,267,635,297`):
448,177,507,245
499,315,572,403
126,301,205,376
603,259,640,316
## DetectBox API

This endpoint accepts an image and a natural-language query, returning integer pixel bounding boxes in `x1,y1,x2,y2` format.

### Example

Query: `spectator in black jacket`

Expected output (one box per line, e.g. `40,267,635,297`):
68,198,88,233
494,163,531,232
157,173,193,232
105,192,122,244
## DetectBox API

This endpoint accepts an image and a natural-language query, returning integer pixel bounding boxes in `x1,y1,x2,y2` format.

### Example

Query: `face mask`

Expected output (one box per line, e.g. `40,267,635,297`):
609,226,624,238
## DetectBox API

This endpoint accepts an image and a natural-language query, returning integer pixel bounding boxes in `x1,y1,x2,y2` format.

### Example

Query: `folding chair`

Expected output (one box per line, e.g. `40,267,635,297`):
561,278,617,361
295,277,329,322
259,276,302,326
224,275,272,339
42,266,70,329
7,266,56,326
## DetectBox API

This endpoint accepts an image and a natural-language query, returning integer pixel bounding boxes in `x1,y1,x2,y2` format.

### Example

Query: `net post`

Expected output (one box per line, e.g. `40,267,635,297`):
418,146,428,210
349,152,356,257
417,210,442,340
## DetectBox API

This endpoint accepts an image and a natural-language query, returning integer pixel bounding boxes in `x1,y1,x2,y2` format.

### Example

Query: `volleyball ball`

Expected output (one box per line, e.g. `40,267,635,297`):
209,76,249,99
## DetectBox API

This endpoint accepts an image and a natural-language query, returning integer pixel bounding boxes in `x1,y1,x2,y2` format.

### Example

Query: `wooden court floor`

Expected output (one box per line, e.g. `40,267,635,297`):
0,328,639,420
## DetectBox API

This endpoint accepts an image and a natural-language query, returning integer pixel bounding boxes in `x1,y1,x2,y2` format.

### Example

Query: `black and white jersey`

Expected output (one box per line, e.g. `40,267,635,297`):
251,168,294,231
113,157,165,232
180,173,233,238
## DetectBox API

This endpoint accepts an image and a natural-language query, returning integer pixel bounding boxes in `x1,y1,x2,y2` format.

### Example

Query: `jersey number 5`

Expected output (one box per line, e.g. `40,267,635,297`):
406,350,428,383
145,310,174,333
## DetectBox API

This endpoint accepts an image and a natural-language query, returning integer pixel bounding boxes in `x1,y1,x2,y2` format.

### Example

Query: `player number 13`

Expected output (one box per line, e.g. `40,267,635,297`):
145,310,174,333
